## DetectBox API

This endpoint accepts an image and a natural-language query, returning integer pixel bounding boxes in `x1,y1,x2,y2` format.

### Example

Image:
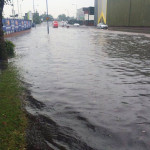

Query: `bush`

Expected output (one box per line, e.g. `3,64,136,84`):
5,40,15,57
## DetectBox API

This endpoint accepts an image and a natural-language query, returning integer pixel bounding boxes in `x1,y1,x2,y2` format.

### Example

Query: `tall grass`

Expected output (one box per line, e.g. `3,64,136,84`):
0,66,27,150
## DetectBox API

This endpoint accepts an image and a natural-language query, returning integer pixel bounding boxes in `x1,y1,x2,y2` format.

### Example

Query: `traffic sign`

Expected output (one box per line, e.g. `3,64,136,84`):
46,17,50,21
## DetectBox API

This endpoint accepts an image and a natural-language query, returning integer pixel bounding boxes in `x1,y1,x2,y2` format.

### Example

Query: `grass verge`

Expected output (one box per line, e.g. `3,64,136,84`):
0,65,27,150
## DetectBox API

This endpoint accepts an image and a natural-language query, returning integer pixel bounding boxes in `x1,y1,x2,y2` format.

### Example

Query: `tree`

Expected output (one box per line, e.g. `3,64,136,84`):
0,0,8,61
33,11,41,24
58,14,67,21
40,13,53,22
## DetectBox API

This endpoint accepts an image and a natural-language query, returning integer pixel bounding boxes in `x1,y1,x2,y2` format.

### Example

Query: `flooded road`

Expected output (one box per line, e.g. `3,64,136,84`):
10,23,150,150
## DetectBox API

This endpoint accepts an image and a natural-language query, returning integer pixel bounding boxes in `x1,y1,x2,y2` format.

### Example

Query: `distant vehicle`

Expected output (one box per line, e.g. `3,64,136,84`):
74,23,80,27
53,21,58,28
97,23,108,29
61,21,68,27
66,24,70,28
32,23,36,27
61,21,65,27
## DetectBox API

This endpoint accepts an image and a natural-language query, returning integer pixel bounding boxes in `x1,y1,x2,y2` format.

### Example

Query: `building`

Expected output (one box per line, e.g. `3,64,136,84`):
94,0,150,26
77,8,85,21
24,11,33,22
83,7,95,26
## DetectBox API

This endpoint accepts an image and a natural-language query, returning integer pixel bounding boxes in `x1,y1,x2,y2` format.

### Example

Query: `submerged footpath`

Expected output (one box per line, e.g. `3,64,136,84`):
109,27,150,34
4,29,31,38
0,64,27,150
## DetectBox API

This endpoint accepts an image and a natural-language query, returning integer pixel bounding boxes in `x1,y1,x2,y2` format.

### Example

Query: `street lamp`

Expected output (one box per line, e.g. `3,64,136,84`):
46,0,49,34
65,9,69,17
11,0,15,18
33,0,35,14
72,3,77,19
17,0,19,18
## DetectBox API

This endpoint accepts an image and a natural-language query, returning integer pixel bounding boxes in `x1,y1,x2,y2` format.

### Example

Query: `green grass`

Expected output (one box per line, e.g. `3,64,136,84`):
0,66,27,150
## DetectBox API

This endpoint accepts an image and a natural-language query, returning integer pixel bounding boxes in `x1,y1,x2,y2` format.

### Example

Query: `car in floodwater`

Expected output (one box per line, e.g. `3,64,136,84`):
66,24,70,28
74,23,80,27
61,21,69,27
97,23,108,29
53,21,58,28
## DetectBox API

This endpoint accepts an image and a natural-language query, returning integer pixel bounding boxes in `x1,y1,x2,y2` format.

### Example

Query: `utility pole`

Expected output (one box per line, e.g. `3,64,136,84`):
33,0,35,25
33,0,35,14
17,0,19,18
72,3,77,19
20,4,22,18
12,0,15,18
65,9,69,17
46,0,49,34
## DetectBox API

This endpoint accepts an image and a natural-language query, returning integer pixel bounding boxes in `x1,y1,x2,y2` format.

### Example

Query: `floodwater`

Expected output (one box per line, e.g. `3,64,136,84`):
10,23,150,150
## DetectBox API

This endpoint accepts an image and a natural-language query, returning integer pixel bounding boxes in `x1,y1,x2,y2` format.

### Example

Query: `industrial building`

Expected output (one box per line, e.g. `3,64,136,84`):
83,7,94,26
94,0,150,26
76,7,95,26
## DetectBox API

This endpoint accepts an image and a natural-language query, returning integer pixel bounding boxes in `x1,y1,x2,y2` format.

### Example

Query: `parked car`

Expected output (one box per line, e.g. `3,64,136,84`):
97,23,108,29
53,21,58,28
74,23,80,27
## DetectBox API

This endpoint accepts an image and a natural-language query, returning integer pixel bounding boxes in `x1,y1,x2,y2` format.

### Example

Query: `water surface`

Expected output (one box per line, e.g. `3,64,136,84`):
10,23,150,150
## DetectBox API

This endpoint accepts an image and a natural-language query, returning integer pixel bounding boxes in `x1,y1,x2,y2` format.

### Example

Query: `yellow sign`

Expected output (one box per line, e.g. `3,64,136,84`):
46,17,50,21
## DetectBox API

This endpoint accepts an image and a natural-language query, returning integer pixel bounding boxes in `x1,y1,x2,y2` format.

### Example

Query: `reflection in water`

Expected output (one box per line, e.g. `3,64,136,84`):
10,24,150,150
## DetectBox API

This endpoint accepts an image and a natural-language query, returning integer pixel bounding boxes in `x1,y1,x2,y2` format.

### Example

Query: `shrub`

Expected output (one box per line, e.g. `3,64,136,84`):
5,40,15,57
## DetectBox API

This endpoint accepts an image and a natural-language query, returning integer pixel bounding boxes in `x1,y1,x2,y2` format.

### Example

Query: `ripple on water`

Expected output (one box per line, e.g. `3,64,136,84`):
12,25,150,150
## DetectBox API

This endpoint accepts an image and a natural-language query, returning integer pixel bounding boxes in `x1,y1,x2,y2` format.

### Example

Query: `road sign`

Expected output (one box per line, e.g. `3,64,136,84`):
46,17,50,21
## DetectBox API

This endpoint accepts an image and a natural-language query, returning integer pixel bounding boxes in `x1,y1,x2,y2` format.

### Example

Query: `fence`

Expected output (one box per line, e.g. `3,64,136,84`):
2,19,32,34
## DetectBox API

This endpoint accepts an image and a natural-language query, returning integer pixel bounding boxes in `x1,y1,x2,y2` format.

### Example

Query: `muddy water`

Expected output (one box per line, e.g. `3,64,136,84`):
10,23,150,150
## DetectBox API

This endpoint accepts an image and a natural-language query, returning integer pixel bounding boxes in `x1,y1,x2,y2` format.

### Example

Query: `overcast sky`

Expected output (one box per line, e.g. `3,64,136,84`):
4,0,94,18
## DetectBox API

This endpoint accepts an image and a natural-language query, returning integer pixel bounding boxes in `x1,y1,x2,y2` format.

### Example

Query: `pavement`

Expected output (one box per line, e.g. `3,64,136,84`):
109,27,150,34
4,29,31,38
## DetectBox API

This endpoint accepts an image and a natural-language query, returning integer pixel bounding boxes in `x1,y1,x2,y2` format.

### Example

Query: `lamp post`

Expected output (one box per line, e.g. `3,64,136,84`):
65,9,69,17
72,3,77,19
11,0,15,18
20,4,22,18
46,0,49,34
17,0,19,18
33,0,35,13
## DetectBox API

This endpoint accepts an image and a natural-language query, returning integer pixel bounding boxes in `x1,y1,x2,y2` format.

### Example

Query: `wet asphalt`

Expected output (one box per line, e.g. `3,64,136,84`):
9,23,150,150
